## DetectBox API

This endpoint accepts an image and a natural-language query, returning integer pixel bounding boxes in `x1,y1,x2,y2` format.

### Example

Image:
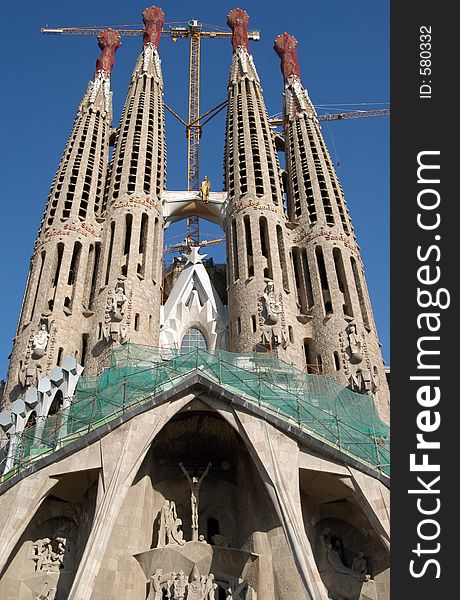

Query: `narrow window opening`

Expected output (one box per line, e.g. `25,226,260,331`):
351,257,371,330
105,222,115,285
30,251,46,320
303,338,316,374
301,249,315,309
259,217,273,279
276,225,289,292
231,219,239,282
53,243,65,288
333,248,353,317
315,246,332,314
334,351,341,371
67,242,82,286
57,347,64,367
207,518,220,541
81,334,89,367
316,354,323,374
292,248,307,314
244,215,254,278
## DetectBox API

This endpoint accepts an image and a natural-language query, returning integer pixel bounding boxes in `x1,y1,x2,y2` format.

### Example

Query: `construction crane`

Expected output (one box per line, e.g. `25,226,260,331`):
268,107,390,127
163,237,225,255
41,21,261,249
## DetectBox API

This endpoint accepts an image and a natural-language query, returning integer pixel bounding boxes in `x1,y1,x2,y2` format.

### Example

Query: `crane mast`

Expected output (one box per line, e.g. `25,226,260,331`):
186,22,202,246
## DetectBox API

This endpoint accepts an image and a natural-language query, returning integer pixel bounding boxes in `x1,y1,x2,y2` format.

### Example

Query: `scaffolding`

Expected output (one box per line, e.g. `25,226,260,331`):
1,344,389,482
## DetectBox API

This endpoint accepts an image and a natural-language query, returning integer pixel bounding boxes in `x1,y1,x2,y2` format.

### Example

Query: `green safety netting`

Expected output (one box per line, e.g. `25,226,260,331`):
5,344,390,479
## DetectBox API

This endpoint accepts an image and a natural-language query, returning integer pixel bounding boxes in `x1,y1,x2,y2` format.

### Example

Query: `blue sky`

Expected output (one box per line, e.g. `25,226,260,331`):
0,1,389,377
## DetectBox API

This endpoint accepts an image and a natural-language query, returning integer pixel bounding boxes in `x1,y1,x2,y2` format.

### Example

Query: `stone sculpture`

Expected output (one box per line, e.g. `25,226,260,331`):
179,462,212,541
18,361,42,389
202,574,217,600
29,535,68,573
157,500,185,547
32,324,50,357
173,571,188,600
349,368,378,395
321,529,368,582
187,566,203,599
149,568,163,600
259,281,283,326
347,323,363,364
111,285,128,319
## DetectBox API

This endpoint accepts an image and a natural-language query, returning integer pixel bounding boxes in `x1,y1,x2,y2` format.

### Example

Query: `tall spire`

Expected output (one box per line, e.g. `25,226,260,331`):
4,32,120,403
224,9,299,363
275,33,389,417
83,7,166,373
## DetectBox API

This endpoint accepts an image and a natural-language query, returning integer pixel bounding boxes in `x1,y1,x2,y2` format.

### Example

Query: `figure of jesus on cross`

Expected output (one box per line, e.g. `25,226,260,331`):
179,462,212,541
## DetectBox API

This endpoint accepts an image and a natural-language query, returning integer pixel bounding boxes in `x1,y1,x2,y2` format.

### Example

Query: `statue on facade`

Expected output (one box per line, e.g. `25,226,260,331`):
19,361,42,389
199,176,211,204
351,552,369,577
179,462,212,541
187,566,203,599
111,285,127,320
202,574,217,599
29,535,68,573
346,323,363,364
32,324,50,358
149,568,163,600
259,281,283,326
173,571,188,600
321,529,367,582
157,500,185,547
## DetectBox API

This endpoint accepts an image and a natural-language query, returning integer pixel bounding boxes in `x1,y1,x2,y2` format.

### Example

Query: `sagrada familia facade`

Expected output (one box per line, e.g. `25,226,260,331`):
0,7,390,600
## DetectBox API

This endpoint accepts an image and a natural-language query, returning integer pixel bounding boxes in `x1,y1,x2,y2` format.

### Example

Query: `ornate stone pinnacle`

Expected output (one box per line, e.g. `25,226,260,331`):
227,8,249,52
95,29,121,75
274,32,301,82
143,6,165,48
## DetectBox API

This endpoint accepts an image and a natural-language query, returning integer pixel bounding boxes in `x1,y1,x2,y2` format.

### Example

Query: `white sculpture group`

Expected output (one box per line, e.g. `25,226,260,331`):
29,535,68,573
149,568,217,600
157,500,186,547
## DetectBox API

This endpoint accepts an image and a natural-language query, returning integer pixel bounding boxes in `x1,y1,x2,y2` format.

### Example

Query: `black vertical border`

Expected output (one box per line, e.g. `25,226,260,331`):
392,1,457,598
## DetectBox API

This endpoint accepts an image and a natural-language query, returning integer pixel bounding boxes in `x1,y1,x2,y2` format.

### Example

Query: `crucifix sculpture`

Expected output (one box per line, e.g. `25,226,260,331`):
179,462,212,541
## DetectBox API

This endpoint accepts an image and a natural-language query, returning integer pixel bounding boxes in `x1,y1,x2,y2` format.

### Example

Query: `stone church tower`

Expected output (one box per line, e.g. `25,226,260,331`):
0,7,390,600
